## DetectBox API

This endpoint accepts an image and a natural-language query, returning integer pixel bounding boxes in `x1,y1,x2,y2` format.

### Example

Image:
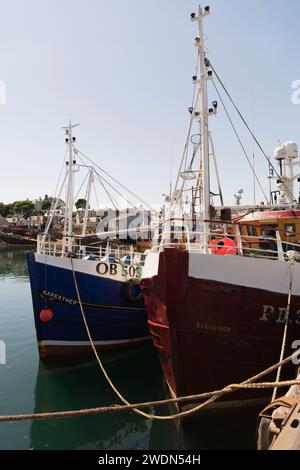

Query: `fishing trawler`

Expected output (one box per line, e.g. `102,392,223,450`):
27,122,152,359
141,6,300,412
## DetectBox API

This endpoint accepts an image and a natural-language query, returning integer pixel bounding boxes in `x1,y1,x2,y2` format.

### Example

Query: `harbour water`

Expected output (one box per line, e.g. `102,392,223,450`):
0,248,260,450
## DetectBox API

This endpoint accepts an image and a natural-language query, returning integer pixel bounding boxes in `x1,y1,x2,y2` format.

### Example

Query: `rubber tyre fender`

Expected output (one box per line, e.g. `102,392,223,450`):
122,278,142,302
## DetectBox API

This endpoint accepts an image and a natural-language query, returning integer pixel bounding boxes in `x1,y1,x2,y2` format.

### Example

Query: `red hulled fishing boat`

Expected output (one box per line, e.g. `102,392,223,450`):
141,5,300,412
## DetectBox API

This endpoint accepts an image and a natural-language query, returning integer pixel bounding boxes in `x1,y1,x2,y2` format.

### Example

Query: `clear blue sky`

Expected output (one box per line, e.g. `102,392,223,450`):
0,0,300,206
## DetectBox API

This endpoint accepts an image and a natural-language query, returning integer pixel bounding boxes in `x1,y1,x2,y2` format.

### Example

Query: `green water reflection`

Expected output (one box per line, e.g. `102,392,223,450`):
30,348,182,450
0,248,258,450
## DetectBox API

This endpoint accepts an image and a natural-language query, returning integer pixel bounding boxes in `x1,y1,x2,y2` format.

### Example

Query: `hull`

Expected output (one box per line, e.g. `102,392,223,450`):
27,252,150,359
141,248,300,410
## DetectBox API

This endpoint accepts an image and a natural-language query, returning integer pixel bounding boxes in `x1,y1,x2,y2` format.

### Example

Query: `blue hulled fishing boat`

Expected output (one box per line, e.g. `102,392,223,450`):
27,122,151,359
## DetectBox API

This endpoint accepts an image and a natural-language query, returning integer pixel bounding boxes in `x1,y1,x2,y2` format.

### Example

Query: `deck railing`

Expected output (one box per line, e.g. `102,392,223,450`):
151,218,300,262
37,218,300,264
37,235,146,264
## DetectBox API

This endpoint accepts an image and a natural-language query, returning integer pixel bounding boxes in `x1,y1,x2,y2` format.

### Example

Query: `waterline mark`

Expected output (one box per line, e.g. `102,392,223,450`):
0,340,6,365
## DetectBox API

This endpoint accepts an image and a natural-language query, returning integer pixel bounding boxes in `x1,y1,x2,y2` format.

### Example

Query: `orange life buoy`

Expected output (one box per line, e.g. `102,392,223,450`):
209,237,237,255
208,239,217,253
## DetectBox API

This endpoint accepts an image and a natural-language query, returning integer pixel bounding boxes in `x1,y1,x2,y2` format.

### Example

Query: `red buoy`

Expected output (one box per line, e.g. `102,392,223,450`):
209,237,237,255
208,239,217,253
39,309,54,322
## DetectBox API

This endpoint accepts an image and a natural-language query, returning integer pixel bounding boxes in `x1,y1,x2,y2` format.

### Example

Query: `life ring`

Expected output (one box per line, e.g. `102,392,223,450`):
122,278,143,302
208,237,237,255
208,239,217,252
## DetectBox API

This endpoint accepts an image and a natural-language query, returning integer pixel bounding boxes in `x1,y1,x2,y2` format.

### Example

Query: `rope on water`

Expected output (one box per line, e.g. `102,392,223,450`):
70,258,159,420
70,258,300,421
0,376,299,422
0,258,299,423
272,253,296,401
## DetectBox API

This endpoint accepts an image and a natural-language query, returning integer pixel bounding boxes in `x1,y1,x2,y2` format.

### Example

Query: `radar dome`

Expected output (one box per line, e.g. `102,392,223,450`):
284,141,298,160
274,144,287,161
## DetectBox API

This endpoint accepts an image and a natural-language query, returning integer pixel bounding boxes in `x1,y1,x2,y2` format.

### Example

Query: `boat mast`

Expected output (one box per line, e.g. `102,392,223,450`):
62,121,80,254
193,6,211,244
199,6,210,230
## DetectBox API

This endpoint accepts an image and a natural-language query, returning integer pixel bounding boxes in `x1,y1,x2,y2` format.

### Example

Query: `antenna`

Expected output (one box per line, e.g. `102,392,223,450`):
234,188,243,206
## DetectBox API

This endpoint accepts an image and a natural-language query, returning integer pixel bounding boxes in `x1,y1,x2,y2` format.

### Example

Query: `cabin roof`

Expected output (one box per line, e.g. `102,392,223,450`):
236,210,300,223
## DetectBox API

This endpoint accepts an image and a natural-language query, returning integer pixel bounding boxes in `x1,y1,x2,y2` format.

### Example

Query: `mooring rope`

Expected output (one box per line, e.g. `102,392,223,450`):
69,258,300,421
70,258,159,420
0,259,299,423
0,376,299,423
272,254,296,401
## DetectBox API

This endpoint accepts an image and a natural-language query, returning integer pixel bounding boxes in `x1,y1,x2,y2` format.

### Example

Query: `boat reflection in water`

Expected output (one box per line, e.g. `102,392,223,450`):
0,247,264,449
29,344,183,450
0,247,30,281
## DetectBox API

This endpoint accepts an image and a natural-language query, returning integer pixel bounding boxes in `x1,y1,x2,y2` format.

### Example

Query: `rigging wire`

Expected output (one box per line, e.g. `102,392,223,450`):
76,149,152,210
211,79,269,203
64,144,136,211
75,148,118,210
210,61,297,203
95,173,118,210
171,56,200,205
48,147,68,214
92,179,100,209
72,172,89,207
94,170,136,209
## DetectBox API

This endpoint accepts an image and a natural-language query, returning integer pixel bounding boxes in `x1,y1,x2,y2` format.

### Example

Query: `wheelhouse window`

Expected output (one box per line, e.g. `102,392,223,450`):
261,224,278,238
247,225,257,237
284,223,296,237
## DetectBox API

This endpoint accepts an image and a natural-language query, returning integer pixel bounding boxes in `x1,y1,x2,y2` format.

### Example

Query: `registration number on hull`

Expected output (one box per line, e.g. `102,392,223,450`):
95,262,137,278
260,305,300,324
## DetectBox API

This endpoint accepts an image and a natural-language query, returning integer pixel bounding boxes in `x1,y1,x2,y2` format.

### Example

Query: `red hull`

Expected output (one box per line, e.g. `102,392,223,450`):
141,248,300,408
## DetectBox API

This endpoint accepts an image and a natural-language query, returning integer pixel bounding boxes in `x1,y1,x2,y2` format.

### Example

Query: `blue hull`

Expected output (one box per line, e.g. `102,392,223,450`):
27,252,150,358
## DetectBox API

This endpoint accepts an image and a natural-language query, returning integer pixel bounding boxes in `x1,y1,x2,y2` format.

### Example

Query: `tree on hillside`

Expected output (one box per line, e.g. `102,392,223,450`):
0,203,6,217
75,198,88,210
41,198,52,210
12,200,35,218
0,202,13,217
0,197,53,218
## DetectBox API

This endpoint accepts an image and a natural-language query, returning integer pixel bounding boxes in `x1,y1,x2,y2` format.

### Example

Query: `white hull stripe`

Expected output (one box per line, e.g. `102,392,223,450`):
39,337,151,347
142,251,300,296
188,252,300,296
35,253,132,283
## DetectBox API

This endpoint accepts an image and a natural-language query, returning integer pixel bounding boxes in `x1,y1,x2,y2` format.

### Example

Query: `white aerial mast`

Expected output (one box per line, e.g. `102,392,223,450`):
274,141,299,204
191,5,212,246
62,121,80,253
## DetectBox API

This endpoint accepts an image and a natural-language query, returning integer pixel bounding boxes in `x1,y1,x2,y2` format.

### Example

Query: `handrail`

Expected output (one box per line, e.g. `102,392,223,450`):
151,228,300,262
37,237,146,263
37,225,300,264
